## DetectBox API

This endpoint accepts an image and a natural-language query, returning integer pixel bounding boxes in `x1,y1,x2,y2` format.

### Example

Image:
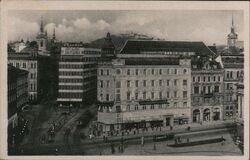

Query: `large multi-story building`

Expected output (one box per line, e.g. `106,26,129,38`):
57,42,101,108
220,16,244,120
191,57,224,123
8,51,38,102
8,65,28,148
96,38,218,134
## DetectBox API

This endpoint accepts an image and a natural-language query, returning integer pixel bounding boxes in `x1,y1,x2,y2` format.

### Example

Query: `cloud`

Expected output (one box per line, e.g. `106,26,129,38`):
8,17,39,41
8,11,244,45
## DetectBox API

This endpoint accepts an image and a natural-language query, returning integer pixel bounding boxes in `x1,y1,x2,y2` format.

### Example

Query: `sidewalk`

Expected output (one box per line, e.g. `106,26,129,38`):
82,120,236,145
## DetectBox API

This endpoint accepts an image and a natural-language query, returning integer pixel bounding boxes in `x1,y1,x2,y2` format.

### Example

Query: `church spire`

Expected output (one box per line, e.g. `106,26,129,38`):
40,16,44,33
231,12,235,33
53,26,56,40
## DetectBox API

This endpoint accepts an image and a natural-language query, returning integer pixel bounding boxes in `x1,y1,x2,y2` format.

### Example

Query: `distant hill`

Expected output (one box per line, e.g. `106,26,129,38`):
89,33,155,52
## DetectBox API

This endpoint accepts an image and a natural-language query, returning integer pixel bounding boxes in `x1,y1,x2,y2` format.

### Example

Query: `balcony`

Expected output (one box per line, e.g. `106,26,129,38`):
139,99,168,105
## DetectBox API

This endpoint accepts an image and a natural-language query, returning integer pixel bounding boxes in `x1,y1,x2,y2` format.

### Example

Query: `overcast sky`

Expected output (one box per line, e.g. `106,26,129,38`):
8,10,243,45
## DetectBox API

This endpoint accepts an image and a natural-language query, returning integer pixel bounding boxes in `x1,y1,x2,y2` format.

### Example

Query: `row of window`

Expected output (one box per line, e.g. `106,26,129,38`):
193,75,221,83
226,70,243,79
59,85,83,90
9,62,37,69
192,96,222,104
58,92,82,98
30,83,37,91
116,102,188,112
100,68,188,76
59,63,96,69
59,78,83,83
99,79,188,88
99,90,188,101
59,71,83,76
193,85,220,94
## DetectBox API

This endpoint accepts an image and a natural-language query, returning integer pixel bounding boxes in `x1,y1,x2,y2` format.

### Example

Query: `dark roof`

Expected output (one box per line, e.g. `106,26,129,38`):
120,40,217,57
191,57,223,70
8,52,37,60
124,58,180,65
8,64,29,77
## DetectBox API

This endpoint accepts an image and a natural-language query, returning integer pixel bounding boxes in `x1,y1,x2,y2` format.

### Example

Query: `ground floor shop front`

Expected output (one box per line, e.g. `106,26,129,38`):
96,115,189,136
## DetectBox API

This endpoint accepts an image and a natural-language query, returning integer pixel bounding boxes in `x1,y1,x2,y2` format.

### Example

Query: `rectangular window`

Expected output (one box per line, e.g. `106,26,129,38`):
151,69,154,75
167,91,170,98
159,69,162,75
100,69,103,75
16,63,20,68
174,91,177,98
183,91,187,98
174,69,178,74
106,94,109,101
135,69,138,75
194,86,199,94
203,86,206,93
183,102,187,107
107,70,109,76
127,92,131,100
143,105,146,110
135,80,139,87
135,92,138,100
167,80,170,86
183,80,187,86
174,79,178,86
203,76,206,82
208,86,211,93
167,69,170,74
213,76,216,82
208,77,210,82
218,76,221,82
143,69,146,75
150,105,154,110
135,105,139,110
106,81,110,87
215,86,220,93
23,63,26,68
143,80,147,87
100,80,103,88
116,94,121,101
159,80,162,86
151,80,154,87
198,76,200,82
159,92,162,99
116,81,121,88
143,92,146,100
127,69,130,75
127,80,130,88
151,92,154,99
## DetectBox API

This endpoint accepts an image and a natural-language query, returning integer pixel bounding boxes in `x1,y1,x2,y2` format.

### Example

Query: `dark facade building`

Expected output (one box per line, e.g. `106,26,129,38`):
8,65,28,150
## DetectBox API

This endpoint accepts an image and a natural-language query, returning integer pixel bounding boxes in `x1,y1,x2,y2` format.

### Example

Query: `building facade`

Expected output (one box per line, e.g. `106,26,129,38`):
8,53,38,102
57,42,101,108
96,39,218,135
8,65,28,148
191,57,224,123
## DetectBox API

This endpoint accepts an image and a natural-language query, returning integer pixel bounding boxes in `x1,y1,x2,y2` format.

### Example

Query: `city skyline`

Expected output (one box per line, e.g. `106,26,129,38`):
8,10,243,45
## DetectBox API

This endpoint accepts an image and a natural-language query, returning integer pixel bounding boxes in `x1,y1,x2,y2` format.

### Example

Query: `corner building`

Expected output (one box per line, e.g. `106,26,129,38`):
57,42,101,107
95,39,225,134
191,57,224,123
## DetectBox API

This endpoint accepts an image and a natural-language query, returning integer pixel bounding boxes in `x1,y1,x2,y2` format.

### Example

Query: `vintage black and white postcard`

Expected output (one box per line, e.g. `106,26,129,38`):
0,1,249,160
